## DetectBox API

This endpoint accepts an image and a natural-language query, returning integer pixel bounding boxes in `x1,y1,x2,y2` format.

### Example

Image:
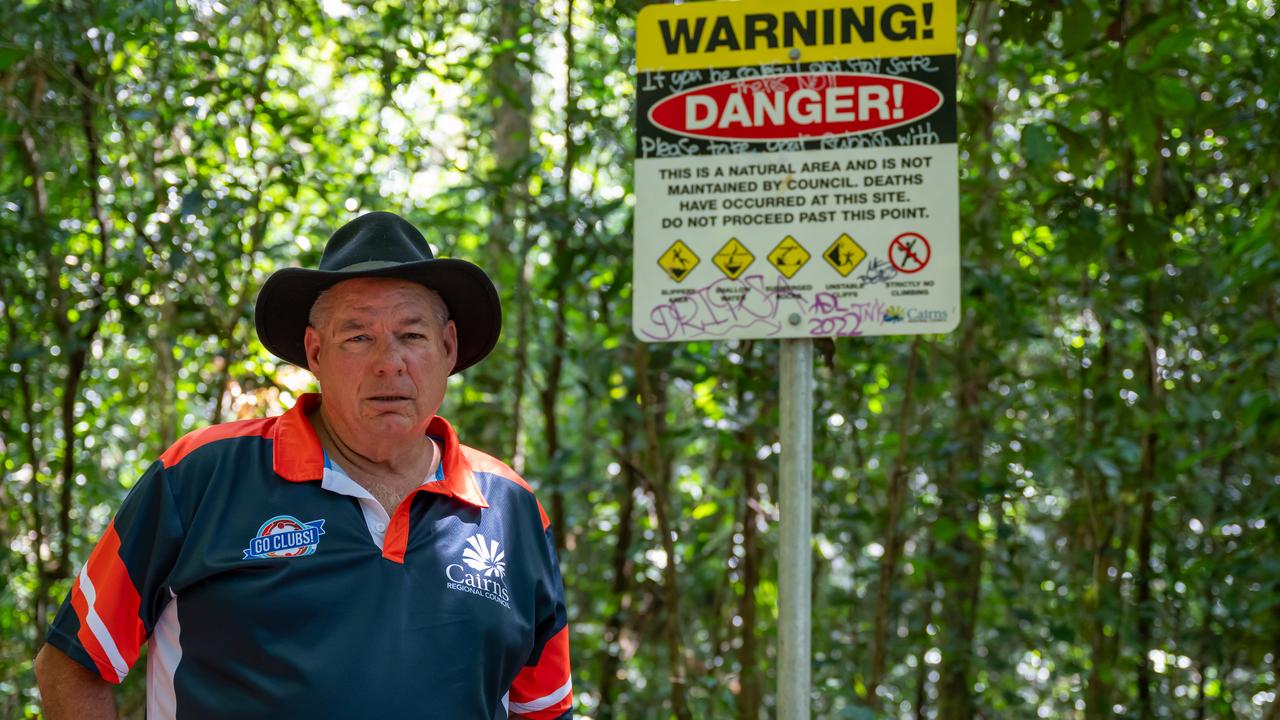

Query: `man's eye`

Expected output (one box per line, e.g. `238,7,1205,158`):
402,333,426,341
346,335,370,343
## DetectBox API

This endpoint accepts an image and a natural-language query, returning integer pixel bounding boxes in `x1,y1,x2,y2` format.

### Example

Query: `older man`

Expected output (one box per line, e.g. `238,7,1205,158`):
35,212,572,719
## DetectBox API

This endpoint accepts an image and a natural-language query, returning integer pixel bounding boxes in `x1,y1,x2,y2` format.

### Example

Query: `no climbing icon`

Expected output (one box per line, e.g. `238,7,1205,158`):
889,232,931,274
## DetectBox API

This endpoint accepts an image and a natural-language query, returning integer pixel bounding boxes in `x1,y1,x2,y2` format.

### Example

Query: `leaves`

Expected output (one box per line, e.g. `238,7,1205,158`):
2,0,1278,718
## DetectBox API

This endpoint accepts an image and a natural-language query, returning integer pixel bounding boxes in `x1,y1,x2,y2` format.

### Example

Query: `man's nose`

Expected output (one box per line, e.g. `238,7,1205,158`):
371,337,407,374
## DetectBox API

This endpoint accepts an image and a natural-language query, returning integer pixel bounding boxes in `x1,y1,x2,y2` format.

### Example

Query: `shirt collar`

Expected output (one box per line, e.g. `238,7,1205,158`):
272,392,488,509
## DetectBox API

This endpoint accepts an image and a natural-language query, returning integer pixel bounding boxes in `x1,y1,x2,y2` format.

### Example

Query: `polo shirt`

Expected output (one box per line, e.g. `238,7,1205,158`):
46,393,572,719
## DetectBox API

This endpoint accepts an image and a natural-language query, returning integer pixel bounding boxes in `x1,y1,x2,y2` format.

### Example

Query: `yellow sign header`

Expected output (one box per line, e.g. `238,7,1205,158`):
637,0,956,72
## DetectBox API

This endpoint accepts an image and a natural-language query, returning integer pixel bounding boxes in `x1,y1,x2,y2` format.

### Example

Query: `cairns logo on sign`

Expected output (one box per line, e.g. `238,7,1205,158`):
649,74,943,142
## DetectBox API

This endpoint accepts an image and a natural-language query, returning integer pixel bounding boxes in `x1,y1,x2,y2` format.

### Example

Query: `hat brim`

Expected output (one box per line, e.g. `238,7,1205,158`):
254,259,501,375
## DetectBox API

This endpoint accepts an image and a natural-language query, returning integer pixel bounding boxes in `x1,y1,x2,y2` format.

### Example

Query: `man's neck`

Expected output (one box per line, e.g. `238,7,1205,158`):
308,409,438,486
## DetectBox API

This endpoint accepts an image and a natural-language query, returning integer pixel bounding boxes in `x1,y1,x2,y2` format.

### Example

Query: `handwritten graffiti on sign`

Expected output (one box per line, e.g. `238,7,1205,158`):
808,292,886,337
642,274,809,341
856,256,898,286
642,275,888,341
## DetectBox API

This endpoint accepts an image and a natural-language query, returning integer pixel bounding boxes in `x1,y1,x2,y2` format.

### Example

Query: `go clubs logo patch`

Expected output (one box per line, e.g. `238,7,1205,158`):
243,515,326,559
446,533,511,608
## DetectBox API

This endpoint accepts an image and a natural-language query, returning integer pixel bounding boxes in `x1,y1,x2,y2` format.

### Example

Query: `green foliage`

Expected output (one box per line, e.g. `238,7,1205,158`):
2,0,1278,718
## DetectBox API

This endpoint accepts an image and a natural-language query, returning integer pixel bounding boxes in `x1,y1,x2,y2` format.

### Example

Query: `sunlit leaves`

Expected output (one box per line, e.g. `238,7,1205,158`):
2,0,1278,717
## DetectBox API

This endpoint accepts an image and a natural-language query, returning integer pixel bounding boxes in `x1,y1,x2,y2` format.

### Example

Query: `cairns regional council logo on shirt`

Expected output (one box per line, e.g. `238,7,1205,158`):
242,515,326,559
445,534,511,609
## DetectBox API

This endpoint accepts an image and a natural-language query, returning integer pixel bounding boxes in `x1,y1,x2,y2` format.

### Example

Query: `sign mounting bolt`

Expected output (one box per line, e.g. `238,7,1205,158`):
788,313,802,326
788,48,801,61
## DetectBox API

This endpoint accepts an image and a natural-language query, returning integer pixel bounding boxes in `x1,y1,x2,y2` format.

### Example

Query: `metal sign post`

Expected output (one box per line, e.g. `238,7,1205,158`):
778,337,813,720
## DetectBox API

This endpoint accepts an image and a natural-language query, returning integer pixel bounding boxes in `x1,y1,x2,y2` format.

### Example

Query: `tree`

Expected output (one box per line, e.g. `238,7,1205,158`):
2,0,1277,717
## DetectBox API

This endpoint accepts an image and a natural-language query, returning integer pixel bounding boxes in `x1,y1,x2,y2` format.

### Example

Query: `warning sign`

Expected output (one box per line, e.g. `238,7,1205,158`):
637,0,957,71
768,236,811,278
633,0,960,342
823,233,867,277
659,240,700,282
713,237,755,280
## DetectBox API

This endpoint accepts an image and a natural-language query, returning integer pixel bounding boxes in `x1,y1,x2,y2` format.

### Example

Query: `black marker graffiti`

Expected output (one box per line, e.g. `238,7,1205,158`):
855,257,899,286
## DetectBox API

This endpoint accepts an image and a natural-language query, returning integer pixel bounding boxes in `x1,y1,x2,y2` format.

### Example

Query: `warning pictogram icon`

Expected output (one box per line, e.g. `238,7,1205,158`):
889,232,931,273
658,240,699,283
823,233,867,277
768,236,811,278
713,237,755,280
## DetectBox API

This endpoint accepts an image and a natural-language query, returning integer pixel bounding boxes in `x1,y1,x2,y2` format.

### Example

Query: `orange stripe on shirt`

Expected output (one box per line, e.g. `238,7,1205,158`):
509,625,572,718
83,521,146,670
68,580,119,683
381,506,411,564
160,417,275,468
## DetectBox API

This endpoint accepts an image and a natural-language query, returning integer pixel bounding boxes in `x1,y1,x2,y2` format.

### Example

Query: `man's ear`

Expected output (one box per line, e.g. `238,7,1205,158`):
443,320,459,371
303,325,323,374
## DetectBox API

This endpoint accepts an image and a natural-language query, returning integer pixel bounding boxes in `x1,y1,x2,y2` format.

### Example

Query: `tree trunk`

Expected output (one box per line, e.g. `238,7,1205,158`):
535,0,579,550
634,342,692,720
936,316,985,720
488,0,533,471
11,71,53,642
914,541,936,720
735,353,762,720
596,456,638,719
1134,284,1160,719
1083,331,1120,720
869,335,921,706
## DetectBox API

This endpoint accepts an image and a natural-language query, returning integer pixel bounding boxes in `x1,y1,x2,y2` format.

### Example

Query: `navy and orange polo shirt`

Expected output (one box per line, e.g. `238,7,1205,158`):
46,393,572,719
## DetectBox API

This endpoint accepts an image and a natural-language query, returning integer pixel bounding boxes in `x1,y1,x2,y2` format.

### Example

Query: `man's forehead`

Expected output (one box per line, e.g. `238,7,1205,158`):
328,276,435,296
323,278,440,317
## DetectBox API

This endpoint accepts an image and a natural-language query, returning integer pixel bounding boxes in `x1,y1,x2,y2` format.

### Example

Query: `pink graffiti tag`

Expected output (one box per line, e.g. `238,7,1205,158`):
807,292,885,337
644,274,791,340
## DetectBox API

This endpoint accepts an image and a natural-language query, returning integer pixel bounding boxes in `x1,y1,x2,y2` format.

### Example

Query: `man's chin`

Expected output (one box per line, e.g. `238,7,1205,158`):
362,413,426,435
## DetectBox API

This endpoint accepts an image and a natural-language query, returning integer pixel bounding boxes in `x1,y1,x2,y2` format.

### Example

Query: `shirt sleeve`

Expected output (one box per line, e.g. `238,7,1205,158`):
45,460,185,683
508,525,572,719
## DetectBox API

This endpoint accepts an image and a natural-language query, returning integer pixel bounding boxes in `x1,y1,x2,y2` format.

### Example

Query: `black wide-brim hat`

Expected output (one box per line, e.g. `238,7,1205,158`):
255,211,501,375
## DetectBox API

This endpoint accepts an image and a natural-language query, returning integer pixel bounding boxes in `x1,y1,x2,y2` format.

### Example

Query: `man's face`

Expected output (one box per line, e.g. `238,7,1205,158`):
303,277,457,444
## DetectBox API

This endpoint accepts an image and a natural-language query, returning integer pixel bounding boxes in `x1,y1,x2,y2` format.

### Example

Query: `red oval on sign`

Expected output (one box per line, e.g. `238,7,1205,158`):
648,73,943,142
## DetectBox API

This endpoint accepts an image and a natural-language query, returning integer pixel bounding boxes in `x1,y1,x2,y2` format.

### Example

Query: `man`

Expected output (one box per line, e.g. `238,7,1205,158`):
34,212,572,719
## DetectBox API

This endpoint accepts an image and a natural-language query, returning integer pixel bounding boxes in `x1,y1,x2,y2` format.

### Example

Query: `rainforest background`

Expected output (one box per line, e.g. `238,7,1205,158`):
2,0,1278,717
